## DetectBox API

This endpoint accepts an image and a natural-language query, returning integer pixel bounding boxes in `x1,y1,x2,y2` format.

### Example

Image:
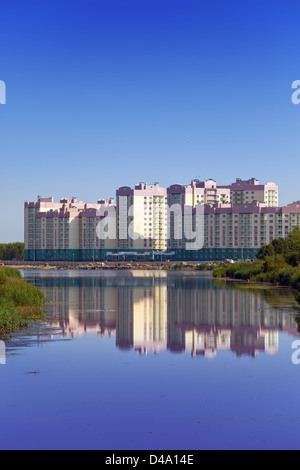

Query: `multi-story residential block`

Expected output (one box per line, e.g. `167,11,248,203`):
116,182,168,254
219,178,279,207
166,180,229,251
167,177,278,208
24,178,299,262
170,201,300,261
79,203,117,260
167,179,230,209
24,196,116,261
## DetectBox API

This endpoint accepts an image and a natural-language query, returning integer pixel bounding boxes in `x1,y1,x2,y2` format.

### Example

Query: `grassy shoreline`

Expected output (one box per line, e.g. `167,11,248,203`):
212,258,300,304
0,266,44,335
211,228,300,306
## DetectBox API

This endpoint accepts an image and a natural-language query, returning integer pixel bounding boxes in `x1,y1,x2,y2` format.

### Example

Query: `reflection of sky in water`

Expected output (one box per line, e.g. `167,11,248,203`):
0,270,300,450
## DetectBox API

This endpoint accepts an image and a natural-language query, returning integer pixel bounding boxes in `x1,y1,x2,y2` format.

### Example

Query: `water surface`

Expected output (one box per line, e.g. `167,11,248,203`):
0,270,299,450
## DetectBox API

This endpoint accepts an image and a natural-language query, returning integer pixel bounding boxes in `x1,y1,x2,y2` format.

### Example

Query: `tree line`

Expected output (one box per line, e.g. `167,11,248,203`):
0,243,24,260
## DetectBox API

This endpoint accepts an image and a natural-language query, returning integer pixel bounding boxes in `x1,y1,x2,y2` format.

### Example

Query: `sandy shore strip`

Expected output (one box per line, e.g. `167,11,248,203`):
0,260,214,271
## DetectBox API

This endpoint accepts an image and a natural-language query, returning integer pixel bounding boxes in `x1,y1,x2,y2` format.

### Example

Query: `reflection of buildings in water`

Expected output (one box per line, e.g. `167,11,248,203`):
40,276,118,338
181,327,278,358
32,272,298,357
166,275,296,357
133,286,167,354
116,273,167,354
40,272,168,352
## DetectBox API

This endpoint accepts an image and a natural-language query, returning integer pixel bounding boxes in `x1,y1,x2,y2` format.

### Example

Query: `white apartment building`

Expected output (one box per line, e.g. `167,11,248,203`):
116,183,168,252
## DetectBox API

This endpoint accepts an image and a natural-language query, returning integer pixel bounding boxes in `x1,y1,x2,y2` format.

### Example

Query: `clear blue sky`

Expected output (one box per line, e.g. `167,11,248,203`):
0,0,299,242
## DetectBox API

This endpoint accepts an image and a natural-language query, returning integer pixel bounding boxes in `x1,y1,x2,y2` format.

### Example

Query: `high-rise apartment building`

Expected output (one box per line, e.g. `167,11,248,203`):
166,177,278,208
24,196,116,261
167,179,230,208
24,177,298,262
219,178,278,207
170,200,300,261
116,183,168,253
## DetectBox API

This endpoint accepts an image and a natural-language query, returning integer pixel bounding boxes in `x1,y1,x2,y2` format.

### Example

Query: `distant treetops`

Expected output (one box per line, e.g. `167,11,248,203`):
0,243,24,261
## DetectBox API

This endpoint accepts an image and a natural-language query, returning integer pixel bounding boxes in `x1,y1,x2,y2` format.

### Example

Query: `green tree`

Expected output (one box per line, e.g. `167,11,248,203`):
0,243,24,260
257,243,275,259
289,227,300,242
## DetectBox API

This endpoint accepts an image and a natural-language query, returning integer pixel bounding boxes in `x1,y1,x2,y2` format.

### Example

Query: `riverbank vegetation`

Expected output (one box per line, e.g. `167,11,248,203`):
0,267,44,335
161,262,215,271
213,228,300,303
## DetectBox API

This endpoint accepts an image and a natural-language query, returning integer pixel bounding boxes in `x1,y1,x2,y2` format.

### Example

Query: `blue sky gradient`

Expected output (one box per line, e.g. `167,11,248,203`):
0,0,299,242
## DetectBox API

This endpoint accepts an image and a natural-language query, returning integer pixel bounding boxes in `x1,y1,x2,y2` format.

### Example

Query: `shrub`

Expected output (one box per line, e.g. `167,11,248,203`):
290,269,300,290
286,252,300,267
254,272,270,282
213,267,227,278
263,255,288,273
0,267,44,334
173,263,185,270
0,266,22,278
0,296,28,333
195,263,214,270
0,278,44,307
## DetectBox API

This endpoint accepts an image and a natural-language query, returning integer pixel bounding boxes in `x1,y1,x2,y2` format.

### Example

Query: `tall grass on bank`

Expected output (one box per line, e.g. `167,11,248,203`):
213,256,300,304
0,267,44,334
213,259,265,281
213,256,300,287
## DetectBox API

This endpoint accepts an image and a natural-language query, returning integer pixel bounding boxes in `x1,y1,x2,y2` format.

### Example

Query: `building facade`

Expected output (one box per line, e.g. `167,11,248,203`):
116,182,168,255
24,196,116,261
169,201,300,261
219,178,278,207
24,178,299,262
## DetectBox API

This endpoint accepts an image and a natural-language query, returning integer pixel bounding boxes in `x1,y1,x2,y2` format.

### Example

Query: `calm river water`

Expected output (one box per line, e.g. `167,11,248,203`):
1,269,300,450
